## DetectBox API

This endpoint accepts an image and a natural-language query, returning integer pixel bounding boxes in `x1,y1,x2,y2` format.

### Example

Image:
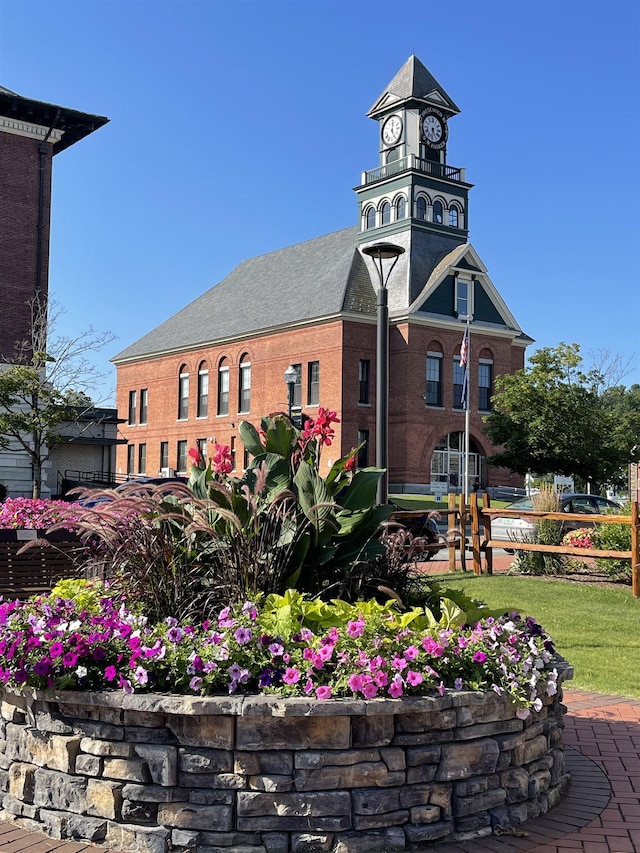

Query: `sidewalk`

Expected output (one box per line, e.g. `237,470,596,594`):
0,689,637,853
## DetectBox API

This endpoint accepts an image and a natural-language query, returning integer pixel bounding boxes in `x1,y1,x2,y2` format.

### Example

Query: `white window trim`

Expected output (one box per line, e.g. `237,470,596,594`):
455,277,473,319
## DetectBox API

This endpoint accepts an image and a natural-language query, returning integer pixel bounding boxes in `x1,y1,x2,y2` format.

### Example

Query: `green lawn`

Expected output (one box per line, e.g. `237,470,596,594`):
436,574,640,699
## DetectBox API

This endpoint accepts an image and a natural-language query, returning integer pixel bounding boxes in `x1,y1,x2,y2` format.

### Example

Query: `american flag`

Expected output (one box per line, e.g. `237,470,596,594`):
460,327,469,367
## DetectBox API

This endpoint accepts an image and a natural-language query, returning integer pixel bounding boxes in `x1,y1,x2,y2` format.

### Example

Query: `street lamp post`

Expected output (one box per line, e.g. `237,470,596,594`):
284,364,297,421
361,242,405,505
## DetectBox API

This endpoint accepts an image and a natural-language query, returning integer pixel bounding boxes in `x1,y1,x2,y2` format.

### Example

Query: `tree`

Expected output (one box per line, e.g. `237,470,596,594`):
0,298,115,498
483,343,640,493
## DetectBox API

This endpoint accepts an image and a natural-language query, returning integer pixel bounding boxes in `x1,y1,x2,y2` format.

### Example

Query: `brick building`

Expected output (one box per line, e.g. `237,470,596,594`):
0,84,112,496
113,56,532,493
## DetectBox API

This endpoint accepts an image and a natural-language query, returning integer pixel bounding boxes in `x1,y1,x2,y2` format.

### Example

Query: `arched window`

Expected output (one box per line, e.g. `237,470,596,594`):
449,206,459,228
178,365,189,420
386,148,400,164
197,361,209,418
395,197,406,220
416,196,427,220
238,354,251,413
433,200,443,224
381,201,391,225
365,207,376,229
217,358,229,416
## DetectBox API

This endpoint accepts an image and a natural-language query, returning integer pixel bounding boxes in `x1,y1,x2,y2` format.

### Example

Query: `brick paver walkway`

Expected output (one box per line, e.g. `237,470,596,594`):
0,689,637,853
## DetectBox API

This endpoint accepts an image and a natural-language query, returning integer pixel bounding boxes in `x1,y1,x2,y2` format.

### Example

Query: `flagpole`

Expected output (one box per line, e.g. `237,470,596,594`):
463,314,471,505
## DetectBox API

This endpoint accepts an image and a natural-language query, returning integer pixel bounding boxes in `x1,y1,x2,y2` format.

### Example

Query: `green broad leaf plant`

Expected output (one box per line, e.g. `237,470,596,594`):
188,409,394,599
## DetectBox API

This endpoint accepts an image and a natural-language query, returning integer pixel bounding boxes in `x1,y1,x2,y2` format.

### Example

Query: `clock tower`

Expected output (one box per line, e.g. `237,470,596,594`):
356,56,473,309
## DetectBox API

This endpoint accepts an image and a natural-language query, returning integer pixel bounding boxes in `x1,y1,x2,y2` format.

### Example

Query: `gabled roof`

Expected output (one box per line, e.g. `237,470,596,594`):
368,55,460,117
112,226,371,363
405,243,532,341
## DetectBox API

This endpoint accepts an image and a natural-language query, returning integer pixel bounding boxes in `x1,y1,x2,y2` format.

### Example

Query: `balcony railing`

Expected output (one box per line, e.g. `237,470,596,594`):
363,155,465,186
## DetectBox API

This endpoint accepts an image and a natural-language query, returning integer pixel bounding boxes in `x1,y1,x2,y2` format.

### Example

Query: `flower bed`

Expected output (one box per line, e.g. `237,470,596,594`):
0,587,573,850
0,668,572,852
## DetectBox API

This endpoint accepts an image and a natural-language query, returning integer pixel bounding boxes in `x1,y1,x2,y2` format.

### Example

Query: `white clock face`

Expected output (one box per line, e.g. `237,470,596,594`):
422,113,444,143
382,115,402,145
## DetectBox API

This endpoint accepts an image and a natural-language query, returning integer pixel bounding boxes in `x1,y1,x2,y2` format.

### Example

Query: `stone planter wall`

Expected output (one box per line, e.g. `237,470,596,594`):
0,669,572,853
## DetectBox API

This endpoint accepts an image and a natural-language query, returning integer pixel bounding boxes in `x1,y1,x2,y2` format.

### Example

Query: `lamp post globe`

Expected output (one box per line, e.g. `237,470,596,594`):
361,242,405,506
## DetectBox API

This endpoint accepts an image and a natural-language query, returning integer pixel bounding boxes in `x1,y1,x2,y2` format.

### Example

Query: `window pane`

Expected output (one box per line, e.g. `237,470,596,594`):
197,370,209,418
381,202,390,225
127,445,135,474
138,443,146,475
456,280,468,318
239,364,251,412
308,361,319,406
218,366,229,415
160,441,169,470
128,391,136,426
416,197,427,220
426,356,442,406
366,207,376,229
177,441,187,472
357,429,369,468
292,363,302,408
433,201,443,223
139,389,148,425
396,197,406,220
478,362,493,411
178,374,189,420
358,359,370,404
453,359,465,409
449,207,459,227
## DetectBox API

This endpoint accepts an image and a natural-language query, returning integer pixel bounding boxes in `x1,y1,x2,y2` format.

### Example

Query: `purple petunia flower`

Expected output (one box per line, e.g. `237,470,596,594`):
234,627,252,645
473,651,488,664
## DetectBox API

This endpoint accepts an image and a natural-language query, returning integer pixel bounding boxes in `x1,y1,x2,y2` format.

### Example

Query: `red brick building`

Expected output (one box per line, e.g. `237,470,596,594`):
0,84,110,496
113,57,531,493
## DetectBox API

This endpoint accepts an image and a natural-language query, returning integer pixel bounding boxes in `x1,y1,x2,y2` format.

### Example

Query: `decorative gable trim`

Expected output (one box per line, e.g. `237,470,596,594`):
405,243,522,332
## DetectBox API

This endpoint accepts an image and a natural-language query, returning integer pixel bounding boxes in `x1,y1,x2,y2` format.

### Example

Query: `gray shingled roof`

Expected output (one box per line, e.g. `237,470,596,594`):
112,226,367,363
368,55,460,116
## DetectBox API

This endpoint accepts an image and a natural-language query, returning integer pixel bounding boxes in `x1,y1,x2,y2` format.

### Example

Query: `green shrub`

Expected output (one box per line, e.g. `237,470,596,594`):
512,487,566,576
592,502,632,582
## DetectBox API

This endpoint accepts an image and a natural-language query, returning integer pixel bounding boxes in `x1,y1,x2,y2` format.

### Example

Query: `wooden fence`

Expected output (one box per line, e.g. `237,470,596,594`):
468,494,640,598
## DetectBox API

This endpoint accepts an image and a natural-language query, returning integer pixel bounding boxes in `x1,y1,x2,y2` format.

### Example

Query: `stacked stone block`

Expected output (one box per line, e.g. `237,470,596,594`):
0,670,572,853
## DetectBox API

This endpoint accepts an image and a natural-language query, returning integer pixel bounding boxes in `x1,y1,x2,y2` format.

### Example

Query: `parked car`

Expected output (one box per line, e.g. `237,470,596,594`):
491,493,621,551
76,477,189,508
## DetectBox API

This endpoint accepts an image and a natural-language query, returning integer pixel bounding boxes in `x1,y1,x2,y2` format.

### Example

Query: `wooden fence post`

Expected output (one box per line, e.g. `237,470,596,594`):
632,501,639,599
448,493,457,573
459,495,467,573
481,494,493,575
470,492,482,575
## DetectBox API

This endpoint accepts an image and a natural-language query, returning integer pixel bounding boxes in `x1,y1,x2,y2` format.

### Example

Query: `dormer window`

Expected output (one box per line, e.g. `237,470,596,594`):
455,278,473,318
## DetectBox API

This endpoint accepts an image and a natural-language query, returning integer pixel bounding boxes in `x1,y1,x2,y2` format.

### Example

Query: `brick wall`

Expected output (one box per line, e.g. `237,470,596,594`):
0,133,52,361
116,319,525,489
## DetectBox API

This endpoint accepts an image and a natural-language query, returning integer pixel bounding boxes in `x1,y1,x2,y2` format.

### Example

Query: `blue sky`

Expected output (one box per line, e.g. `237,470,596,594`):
1,0,638,401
